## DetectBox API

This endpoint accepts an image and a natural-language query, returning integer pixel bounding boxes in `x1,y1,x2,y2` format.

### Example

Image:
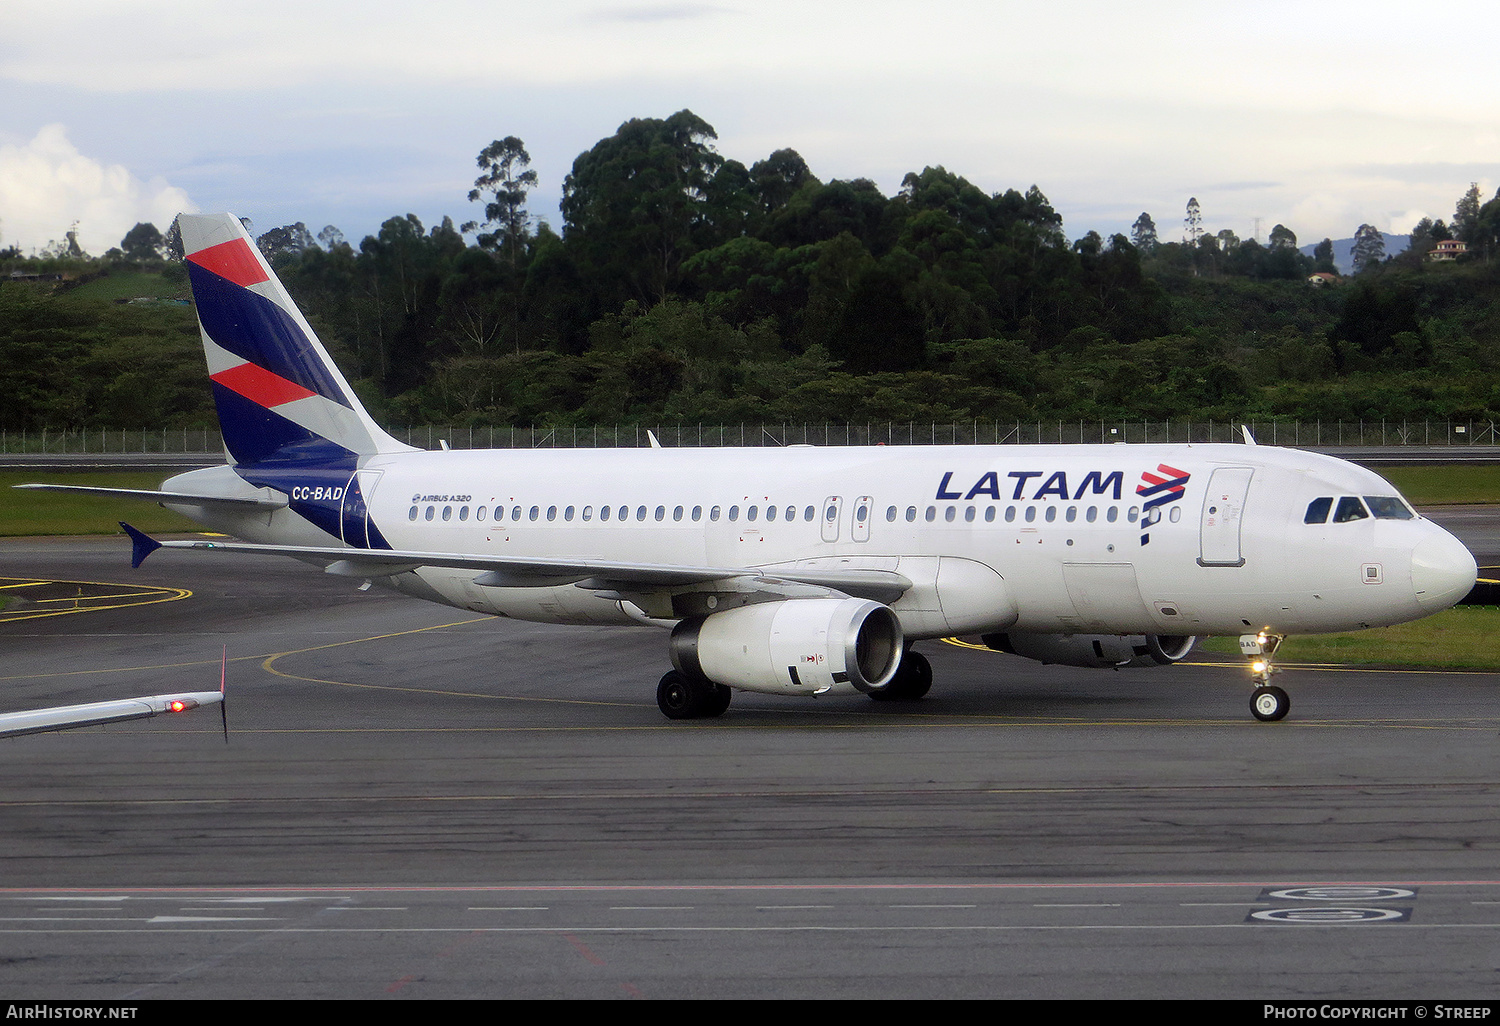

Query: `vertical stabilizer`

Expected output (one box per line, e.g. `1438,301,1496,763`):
177,213,412,466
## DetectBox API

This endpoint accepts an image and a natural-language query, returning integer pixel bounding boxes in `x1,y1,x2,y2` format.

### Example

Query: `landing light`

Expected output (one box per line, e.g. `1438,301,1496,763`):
1251,660,1268,674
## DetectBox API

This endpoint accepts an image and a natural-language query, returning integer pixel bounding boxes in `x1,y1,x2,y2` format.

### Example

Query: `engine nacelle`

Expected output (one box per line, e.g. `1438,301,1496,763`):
982,632,1198,669
671,598,903,696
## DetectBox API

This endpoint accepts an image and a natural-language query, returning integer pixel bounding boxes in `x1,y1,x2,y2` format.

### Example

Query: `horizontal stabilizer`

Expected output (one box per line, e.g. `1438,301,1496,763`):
13,483,287,511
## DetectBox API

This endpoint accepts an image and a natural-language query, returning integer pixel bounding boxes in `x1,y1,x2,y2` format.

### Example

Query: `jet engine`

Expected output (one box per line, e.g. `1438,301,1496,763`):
671,598,903,696
982,632,1198,669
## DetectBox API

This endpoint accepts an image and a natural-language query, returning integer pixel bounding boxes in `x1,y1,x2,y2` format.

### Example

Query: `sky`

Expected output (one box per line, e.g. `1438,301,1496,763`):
2,0,1498,256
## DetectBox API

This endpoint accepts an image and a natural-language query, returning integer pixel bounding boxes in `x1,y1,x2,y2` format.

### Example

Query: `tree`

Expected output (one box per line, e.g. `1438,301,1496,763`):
120,222,165,261
1351,224,1385,273
561,110,725,305
462,136,537,267
1130,212,1158,251
1184,197,1202,245
749,148,816,217
1313,238,1336,273
1268,223,1297,250
1454,182,1483,245
257,222,315,262
317,225,348,253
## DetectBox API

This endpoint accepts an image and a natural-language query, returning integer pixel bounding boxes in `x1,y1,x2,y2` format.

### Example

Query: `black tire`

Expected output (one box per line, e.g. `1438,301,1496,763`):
1250,685,1289,722
705,683,732,717
870,651,933,702
657,670,702,719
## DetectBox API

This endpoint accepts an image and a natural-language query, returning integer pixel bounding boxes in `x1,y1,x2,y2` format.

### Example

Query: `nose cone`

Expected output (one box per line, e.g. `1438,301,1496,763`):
1411,530,1477,610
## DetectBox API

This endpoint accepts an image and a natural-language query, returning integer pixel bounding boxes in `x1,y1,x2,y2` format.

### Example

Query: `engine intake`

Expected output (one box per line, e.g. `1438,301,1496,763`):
672,598,903,696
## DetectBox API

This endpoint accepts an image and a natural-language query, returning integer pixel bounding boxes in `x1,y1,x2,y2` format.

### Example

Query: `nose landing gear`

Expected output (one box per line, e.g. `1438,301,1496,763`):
1241,632,1289,721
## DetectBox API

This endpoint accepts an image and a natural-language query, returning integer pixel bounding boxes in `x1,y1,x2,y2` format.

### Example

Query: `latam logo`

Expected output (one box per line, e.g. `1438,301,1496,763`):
1137,463,1190,545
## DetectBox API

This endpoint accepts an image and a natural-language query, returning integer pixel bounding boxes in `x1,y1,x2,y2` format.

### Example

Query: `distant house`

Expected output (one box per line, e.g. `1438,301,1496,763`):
1307,271,1339,286
1429,239,1467,261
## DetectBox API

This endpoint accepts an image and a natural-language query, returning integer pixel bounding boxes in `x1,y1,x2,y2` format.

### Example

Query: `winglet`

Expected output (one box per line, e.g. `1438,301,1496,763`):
647,430,663,449
120,522,162,568
1240,425,1257,446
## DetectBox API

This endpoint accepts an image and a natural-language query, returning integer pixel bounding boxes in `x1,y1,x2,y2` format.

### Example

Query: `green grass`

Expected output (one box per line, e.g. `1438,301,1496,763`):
1379,464,1500,505
66,271,189,303
1200,606,1500,670
1,471,201,536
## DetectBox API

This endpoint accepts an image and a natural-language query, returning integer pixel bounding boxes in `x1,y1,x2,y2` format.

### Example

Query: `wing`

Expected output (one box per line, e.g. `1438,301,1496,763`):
0,692,224,739
137,534,912,605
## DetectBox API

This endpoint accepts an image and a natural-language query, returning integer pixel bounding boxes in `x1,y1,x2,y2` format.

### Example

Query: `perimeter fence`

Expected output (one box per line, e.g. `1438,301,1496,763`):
3,420,1500,454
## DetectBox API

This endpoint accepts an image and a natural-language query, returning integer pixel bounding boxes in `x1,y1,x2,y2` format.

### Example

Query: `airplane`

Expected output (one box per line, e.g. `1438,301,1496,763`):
18,213,1478,722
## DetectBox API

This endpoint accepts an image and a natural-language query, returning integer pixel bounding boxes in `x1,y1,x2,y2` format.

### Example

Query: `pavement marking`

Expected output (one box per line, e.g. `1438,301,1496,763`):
0,576,190,623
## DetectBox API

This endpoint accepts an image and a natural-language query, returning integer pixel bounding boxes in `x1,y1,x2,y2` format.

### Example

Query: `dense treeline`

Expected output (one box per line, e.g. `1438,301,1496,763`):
4,109,1500,432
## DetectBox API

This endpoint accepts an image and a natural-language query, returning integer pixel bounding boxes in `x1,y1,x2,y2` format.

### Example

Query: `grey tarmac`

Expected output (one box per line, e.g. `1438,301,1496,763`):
1,535,1498,1000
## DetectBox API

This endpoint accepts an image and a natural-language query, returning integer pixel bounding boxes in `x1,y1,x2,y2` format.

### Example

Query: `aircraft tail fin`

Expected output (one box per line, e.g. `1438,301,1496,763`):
176,213,413,466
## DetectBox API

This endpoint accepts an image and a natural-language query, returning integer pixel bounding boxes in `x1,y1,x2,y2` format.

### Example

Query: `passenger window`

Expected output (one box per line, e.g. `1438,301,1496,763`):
886,506,898,522
1065,506,1077,523
1364,496,1415,520
1169,507,1181,523
1334,496,1369,523
925,506,936,522
1086,506,1097,523
459,506,469,521
600,505,611,521
964,506,975,522
512,506,522,521
564,506,574,521
729,506,739,522
747,506,758,522
582,506,592,521
1305,497,1332,524
906,506,917,522
1045,506,1057,523
786,506,796,521
654,505,665,521
442,506,452,522
710,506,721,521
984,506,995,522
426,506,435,521
1024,506,1036,523
1106,507,1118,523
477,506,487,521
804,506,815,522
1005,506,1016,523
673,505,684,522
944,506,956,522
409,505,418,521
636,505,647,521
1127,506,1139,523
766,505,777,522
692,506,702,521
617,506,628,521
547,506,557,521
530,506,539,521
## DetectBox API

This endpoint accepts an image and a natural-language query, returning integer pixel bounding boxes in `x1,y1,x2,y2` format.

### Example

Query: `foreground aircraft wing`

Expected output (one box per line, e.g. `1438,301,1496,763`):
14,484,287,511
0,692,223,739
129,532,911,604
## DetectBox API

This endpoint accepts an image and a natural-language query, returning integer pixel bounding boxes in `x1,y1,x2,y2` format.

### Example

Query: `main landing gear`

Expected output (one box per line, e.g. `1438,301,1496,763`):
1240,632,1289,721
869,650,932,702
657,670,732,720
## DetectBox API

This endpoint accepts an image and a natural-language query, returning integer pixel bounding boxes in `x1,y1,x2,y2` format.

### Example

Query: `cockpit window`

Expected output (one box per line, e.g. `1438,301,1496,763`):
1364,496,1415,520
1333,496,1369,523
1304,497,1332,524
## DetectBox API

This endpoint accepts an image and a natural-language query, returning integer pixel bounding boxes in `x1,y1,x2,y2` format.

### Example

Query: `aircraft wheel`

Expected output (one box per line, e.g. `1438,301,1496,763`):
870,651,933,701
1250,685,1290,722
657,670,703,719
705,683,732,717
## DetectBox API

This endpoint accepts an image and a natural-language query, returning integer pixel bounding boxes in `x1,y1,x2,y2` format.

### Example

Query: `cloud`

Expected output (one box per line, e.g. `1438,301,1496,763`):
0,124,195,254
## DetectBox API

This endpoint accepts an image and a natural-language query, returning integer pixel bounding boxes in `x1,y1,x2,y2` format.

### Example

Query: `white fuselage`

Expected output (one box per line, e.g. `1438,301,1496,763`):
165,442,1478,641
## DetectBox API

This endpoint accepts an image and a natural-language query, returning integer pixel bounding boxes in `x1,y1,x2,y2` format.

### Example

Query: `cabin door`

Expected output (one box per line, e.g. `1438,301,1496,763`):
1198,467,1253,567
